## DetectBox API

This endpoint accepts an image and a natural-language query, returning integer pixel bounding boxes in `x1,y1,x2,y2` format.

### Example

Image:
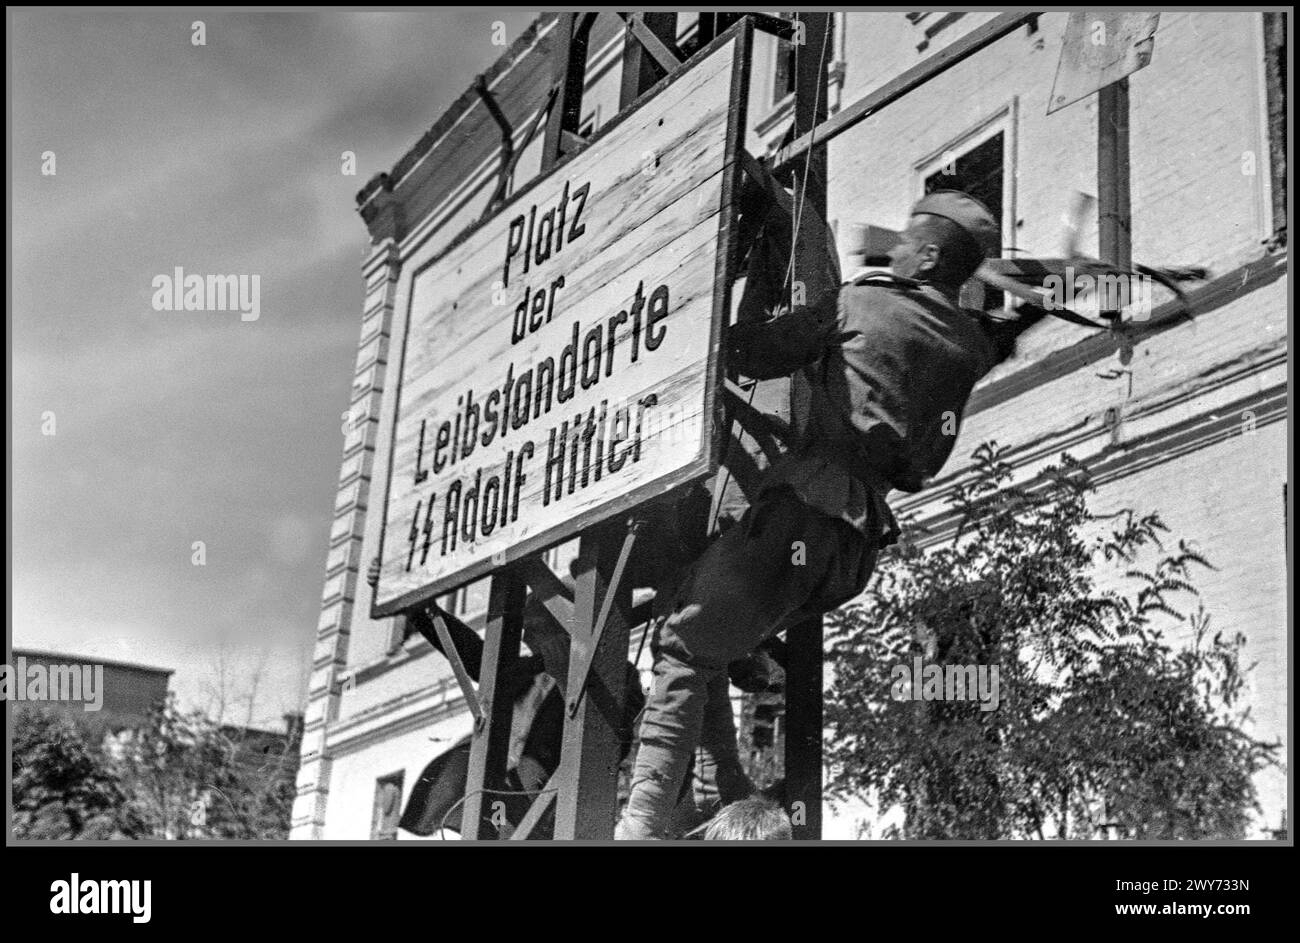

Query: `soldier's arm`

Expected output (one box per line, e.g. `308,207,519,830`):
727,287,841,380
976,302,1051,365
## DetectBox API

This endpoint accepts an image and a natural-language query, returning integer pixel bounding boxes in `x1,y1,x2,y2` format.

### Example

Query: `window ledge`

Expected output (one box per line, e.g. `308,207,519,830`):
755,92,795,141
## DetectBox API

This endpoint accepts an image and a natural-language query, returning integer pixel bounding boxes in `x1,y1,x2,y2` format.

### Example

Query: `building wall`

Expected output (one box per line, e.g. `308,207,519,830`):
296,12,1287,839
9,649,172,730
322,685,473,840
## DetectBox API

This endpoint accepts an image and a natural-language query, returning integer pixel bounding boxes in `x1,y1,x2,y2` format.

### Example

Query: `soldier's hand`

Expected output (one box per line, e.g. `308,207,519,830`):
366,555,381,589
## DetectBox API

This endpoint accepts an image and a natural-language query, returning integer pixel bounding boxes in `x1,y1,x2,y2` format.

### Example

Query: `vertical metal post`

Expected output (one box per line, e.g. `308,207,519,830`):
695,13,743,48
782,11,832,841
554,521,636,839
1097,78,1132,269
1261,12,1287,240
460,568,526,839
543,13,594,168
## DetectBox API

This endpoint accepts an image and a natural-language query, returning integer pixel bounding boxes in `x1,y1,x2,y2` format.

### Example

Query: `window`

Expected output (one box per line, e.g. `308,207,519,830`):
924,132,1004,232
371,772,405,840
919,121,1012,312
905,12,967,53
772,25,797,105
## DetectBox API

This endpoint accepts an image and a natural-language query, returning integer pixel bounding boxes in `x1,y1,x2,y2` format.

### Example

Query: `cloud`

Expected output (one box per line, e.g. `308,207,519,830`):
10,10,542,726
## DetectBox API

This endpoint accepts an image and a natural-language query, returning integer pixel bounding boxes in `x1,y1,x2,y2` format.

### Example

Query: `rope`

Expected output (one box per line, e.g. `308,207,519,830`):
439,785,559,840
708,17,833,538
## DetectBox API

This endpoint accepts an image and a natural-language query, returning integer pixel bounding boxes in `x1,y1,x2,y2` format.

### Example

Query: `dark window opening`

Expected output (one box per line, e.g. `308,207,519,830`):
371,771,405,840
925,131,1005,310
772,14,798,104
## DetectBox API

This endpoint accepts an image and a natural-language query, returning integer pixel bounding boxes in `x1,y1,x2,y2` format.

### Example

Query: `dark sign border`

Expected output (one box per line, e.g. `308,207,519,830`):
372,19,753,618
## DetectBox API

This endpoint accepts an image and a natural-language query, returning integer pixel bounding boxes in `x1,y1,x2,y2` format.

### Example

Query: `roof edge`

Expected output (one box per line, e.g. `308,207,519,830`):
355,13,558,211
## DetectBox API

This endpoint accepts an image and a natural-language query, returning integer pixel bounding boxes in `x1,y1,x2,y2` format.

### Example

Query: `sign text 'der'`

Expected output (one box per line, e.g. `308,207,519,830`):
373,34,747,614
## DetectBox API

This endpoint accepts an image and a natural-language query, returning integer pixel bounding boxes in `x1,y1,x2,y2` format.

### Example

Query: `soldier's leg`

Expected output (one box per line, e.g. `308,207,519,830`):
693,670,755,816
620,490,863,838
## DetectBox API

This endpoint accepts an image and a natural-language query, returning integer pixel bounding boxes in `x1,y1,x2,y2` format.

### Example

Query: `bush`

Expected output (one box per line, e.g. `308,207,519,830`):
12,708,143,839
825,442,1279,839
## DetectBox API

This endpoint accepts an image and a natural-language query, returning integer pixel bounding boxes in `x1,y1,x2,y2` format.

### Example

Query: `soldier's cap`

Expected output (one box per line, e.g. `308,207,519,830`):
910,190,1000,259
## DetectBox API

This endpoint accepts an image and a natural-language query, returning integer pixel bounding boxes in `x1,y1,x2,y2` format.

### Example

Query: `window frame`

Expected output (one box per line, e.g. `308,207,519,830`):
371,770,406,841
912,99,1019,311
912,99,1018,256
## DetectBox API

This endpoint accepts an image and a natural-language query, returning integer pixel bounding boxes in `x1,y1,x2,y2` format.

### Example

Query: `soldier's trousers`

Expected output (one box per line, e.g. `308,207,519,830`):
620,486,880,839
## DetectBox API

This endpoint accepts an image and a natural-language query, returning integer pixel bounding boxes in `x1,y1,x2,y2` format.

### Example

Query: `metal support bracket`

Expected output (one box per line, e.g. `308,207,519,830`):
482,81,561,219
618,12,685,75
509,770,559,841
474,73,514,210
426,607,482,723
566,516,642,717
517,555,576,637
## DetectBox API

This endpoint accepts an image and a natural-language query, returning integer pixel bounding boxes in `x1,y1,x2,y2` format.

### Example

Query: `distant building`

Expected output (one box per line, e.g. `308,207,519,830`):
6,648,172,731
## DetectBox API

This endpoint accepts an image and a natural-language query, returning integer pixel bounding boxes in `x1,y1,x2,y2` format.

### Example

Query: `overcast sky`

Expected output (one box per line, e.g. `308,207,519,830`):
10,10,539,730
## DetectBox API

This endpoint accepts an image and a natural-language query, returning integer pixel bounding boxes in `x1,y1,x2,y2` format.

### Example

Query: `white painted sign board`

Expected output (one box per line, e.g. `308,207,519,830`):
373,28,751,616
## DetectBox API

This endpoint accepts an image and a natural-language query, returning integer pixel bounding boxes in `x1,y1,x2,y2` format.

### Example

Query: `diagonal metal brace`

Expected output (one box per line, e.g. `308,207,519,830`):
509,769,559,841
618,12,685,75
427,607,482,723
748,12,797,41
483,82,561,219
567,517,643,717
517,555,576,637
738,148,795,217
474,73,514,203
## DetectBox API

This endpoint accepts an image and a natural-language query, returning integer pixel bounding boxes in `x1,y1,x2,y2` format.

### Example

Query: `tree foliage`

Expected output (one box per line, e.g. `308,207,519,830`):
11,694,296,840
117,695,296,840
12,709,144,839
825,442,1278,839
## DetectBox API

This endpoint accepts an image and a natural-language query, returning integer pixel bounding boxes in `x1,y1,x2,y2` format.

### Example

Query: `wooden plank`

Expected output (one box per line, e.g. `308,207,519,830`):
428,611,482,722
373,32,749,617
784,617,824,839
542,13,596,168
623,12,684,77
772,12,1038,172
509,769,559,841
517,556,576,641
553,527,634,839
461,569,526,839
782,11,832,843
568,522,640,709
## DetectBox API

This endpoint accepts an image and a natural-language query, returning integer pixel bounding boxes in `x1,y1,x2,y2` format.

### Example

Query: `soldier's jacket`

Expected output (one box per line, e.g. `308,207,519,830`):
728,271,1015,544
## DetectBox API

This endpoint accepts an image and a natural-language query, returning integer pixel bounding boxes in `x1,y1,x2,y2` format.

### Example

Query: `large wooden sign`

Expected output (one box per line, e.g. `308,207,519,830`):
373,29,751,616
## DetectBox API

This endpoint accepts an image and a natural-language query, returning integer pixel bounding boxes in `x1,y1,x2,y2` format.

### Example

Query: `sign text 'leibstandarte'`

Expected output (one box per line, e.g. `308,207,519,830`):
405,177,678,565
373,34,745,613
